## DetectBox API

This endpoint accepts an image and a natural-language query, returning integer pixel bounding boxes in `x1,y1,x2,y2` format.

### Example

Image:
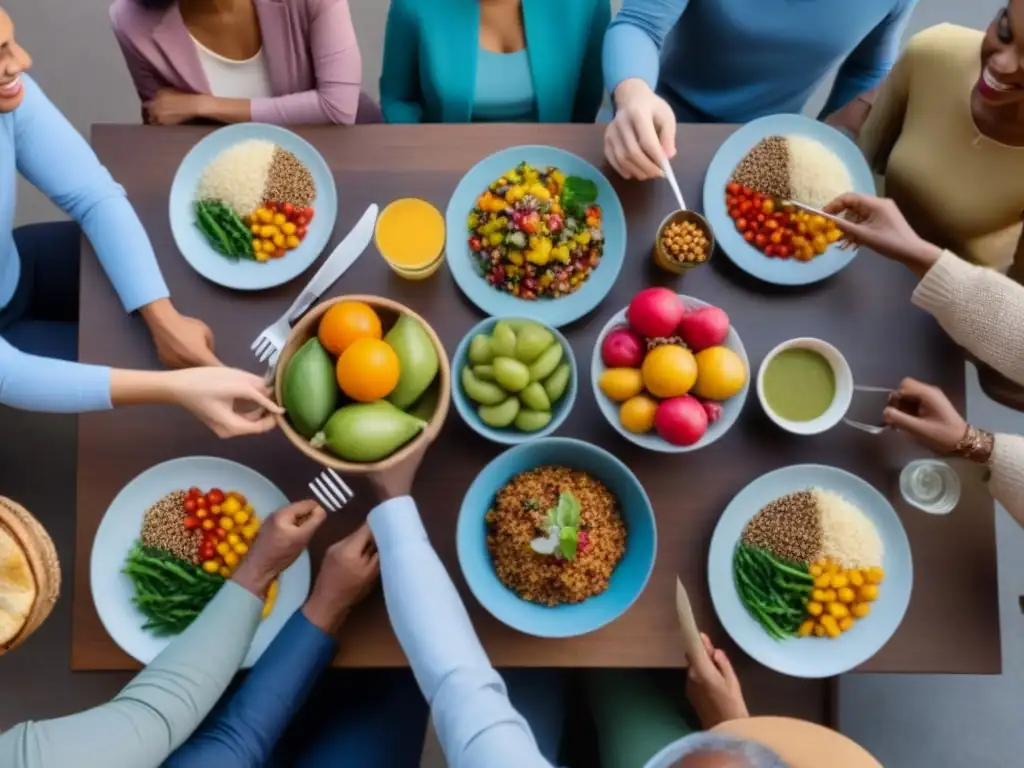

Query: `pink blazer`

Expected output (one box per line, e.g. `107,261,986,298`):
110,0,365,125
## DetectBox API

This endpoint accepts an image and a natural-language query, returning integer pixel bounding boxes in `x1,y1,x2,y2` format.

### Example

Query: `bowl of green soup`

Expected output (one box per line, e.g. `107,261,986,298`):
757,338,853,435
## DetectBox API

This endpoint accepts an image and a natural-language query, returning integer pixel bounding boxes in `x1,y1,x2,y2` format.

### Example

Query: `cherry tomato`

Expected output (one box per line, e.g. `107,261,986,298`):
296,226,308,239
295,214,308,227
764,219,779,231
276,247,287,258
754,233,768,249
208,488,225,505
201,519,215,531
196,508,208,520
739,199,753,215
735,218,748,232
196,496,207,510
266,201,278,212
281,203,294,218
743,231,755,243
187,487,201,499
762,199,776,214
302,207,314,221
184,498,197,513
740,186,753,197
215,527,227,540
764,244,777,257
755,213,766,224
777,245,791,259
770,230,784,245
183,516,199,530
726,182,741,196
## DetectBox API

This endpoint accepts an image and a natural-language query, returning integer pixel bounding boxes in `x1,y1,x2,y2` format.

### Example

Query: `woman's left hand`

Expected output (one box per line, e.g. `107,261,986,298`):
145,88,205,126
883,377,967,454
141,298,221,368
167,367,282,438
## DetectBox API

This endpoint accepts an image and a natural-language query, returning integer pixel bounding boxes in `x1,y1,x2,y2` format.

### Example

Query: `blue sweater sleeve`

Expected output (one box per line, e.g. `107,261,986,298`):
380,0,425,124
164,609,337,768
822,0,918,115
0,336,112,412
603,0,692,97
13,74,167,312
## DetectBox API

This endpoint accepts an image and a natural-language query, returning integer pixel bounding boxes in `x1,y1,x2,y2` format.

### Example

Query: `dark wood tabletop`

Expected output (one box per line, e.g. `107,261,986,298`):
73,125,1000,713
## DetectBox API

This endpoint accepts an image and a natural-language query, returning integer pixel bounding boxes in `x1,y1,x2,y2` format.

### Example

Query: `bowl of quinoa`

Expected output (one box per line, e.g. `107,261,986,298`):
457,438,657,638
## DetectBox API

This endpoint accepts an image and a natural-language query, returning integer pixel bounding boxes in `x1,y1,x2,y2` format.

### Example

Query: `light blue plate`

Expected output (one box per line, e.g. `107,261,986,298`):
90,456,311,668
451,317,578,445
591,296,749,452
702,115,875,286
457,438,657,638
445,145,626,328
708,464,912,679
169,123,338,290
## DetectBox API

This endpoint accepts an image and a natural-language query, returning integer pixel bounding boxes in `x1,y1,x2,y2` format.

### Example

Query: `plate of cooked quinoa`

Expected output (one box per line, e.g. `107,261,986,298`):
708,464,911,678
169,123,337,290
446,146,627,328
702,114,874,286
457,438,656,638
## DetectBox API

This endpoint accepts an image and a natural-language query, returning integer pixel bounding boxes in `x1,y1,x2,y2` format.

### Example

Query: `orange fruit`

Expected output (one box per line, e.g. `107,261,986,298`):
336,338,400,402
692,346,747,401
641,345,697,398
619,395,658,433
318,301,382,355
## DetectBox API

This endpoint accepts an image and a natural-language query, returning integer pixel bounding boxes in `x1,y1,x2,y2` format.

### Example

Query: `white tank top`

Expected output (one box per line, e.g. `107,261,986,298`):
191,36,273,100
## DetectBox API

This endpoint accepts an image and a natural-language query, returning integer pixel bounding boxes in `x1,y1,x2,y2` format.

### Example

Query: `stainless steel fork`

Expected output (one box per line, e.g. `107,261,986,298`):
309,468,355,512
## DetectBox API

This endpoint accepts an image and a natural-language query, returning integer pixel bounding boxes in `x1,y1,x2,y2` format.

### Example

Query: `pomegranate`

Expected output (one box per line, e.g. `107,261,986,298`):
700,399,723,424
678,305,730,352
655,395,708,446
601,326,645,368
627,288,684,338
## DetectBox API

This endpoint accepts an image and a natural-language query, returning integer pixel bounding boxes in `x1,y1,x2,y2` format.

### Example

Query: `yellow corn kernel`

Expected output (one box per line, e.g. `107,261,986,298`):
813,623,827,638
813,574,832,589
251,239,263,254
507,251,524,266
838,616,855,632
247,515,261,532
260,225,277,239
820,614,841,638
812,589,829,603
825,561,840,575
848,570,865,587
241,524,258,541
216,542,231,557
233,510,250,526
233,541,249,556
273,213,287,227
809,564,823,577
806,601,824,617
837,587,857,604
827,602,849,619
219,516,235,531
830,573,849,589
822,589,837,603
227,533,241,547
260,239,275,254
851,602,871,618
255,251,270,263
251,224,261,235
286,235,301,249
798,620,815,637
282,221,297,236
202,560,219,574
256,208,273,224
224,551,240,567
865,566,885,584
272,233,286,248
859,584,879,602
826,227,842,243
219,566,232,578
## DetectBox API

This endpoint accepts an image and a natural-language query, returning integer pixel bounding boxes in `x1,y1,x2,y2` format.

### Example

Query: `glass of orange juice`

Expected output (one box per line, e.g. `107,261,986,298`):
375,198,446,280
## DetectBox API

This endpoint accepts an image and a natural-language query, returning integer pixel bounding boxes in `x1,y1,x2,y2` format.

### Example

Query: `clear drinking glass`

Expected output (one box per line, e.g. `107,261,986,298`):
899,459,961,515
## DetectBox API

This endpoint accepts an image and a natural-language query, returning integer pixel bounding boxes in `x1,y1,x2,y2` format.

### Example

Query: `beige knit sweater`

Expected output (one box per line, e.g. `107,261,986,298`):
913,252,1024,525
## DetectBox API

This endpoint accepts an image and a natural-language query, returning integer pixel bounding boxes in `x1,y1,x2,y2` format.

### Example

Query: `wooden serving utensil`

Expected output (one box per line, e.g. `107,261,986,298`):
675,576,709,668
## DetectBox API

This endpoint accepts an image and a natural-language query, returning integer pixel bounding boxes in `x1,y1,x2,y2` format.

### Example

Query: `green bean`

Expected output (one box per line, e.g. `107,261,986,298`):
195,204,233,255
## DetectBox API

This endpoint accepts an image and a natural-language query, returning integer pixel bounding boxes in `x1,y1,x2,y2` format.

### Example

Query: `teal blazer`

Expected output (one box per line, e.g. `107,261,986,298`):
380,0,610,124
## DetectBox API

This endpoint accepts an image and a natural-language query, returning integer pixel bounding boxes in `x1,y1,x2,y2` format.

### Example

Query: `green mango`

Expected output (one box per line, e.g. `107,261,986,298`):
515,408,552,432
528,342,564,382
478,397,520,428
310,402,425,463
462,366,507,405
468,335,494,365
543,363,572,403
520,382,551,411
491,321,517,358
385,315,440,410
406,382,440,422
283,338,338,438
514,322,555,363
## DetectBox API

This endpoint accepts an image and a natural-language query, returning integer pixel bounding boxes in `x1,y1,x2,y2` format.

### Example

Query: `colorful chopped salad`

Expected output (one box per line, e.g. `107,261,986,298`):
467,162,604,300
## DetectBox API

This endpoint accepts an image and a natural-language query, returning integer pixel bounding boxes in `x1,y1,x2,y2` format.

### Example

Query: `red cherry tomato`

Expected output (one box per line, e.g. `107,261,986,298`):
184,498,197,513
266,201,278,212
764,244,777,257
295,214,308,227
215,527,227,540
726,182,741,196
743,231,755,243
195,496,207,510
754,233,768,249
183,516,199,530
201,519,215,531
187,487,201,499
739,199,753,214
196,508,209,520
208,488,225,505
777,245,791,259
281,202,294,218
735,218,748,232
755,213,766,224
275,247,287,258
302,207,314,221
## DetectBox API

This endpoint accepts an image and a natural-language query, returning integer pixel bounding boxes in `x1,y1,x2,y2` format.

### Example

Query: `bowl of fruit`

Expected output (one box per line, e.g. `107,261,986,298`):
592,288,749,452
452,317,577,445
274,296,451,472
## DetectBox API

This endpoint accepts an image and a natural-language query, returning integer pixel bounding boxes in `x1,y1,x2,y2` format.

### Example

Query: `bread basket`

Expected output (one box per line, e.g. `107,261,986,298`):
0,497,60,655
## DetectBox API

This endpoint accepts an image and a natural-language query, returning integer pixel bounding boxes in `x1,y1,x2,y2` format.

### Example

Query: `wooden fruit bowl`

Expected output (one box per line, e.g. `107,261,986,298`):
273,295,451,474
0,497,60,656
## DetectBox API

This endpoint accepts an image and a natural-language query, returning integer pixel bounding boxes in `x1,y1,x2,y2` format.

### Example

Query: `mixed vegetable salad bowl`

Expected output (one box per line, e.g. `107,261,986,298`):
273,295,451,474
445,146,627,329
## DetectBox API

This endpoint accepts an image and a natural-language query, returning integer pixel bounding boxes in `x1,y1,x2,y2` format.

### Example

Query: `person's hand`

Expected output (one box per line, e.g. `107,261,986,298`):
367,432,431,501
166,366,282,438
144,88,205,126
883,378,967,454
823,97,872,139
823,194,943,276
140,298,221,368
232,500,327,598
605,79,677,180
686,633,749,729
303,523,380,633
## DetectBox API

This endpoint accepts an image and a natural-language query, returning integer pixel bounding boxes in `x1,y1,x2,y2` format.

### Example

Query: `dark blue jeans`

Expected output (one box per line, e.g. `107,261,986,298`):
0,221,81,361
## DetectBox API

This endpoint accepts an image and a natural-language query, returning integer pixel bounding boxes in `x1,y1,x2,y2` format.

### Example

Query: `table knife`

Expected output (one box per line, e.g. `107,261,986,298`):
285,203,379,323
675,576,709,667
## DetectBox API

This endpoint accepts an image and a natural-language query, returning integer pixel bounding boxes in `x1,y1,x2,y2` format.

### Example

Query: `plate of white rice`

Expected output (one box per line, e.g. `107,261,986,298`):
708,464,912,679
169,123,337,290
703,114,875,286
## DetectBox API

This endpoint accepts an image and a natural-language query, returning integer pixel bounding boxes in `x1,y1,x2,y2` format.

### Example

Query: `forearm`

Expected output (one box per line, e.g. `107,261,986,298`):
603,0,687,96
0,582,261,768
166,607,337,767
912,252,1024,386
109,368,181,408
989,434,1024,530
252,88,360,125
0,338,111,412
194,94,252,124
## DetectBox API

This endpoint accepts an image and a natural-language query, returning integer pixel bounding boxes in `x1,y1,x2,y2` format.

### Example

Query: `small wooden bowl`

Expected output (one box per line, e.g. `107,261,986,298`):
0,497,61,656
653,210,716,275
273,295,451,473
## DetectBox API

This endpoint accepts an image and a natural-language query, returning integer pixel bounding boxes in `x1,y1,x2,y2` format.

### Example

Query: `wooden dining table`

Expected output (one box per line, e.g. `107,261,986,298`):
71,124,1001,726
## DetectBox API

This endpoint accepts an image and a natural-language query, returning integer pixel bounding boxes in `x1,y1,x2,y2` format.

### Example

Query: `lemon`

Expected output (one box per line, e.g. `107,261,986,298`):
619,395,658,434
598,368,644,402
641,345,697,398
692,346,747,401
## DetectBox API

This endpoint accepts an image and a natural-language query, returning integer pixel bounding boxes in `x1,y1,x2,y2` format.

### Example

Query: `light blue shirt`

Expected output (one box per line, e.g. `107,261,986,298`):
603,0,917,122
472,49,539,122
0,74,168,412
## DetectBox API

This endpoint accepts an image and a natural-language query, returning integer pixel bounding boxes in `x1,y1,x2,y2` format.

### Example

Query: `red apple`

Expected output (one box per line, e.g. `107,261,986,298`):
655,395,708,446
601,326,645,368
627,287,684,339
678,305,730,352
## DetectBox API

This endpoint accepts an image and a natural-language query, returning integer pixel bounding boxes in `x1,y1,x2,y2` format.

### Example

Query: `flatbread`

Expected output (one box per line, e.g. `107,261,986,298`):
0,522,36,646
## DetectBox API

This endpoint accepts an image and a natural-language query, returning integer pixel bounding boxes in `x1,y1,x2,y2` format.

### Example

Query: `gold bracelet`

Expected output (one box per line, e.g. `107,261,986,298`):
954,424,995,464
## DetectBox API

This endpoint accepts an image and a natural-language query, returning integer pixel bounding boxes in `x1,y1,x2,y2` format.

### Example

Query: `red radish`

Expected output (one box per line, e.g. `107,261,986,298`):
700,400,723,424
627,288,684,338
601,326,645,368
678,306,730,352
655,395,708,446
